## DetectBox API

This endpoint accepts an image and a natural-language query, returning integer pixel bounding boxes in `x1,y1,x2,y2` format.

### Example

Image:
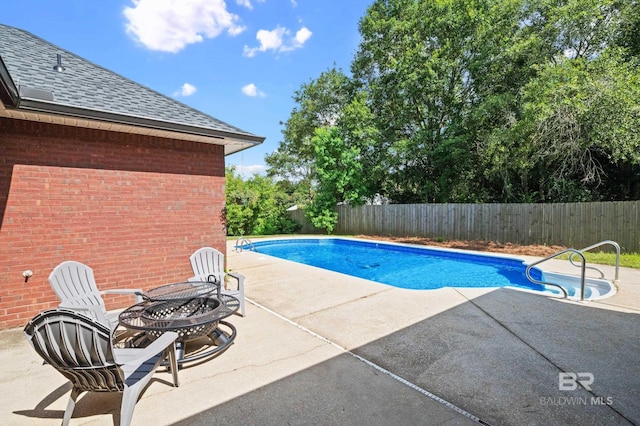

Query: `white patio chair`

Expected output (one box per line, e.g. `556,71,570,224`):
23,308,178,426
48,260,143,329
188,247,246,316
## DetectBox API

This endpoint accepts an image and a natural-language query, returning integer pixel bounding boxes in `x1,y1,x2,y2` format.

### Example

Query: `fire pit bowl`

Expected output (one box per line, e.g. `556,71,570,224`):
119,295,238,342
141,297,222,340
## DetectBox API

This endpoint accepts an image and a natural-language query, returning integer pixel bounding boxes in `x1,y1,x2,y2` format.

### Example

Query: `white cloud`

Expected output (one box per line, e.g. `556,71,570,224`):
123,0,245,53
174,82,197,97
234,164,267,177
258,27,287,50
293,27,312,47
243,27,286,57
243,25,312,57
241,83,266,97
236,0,264,10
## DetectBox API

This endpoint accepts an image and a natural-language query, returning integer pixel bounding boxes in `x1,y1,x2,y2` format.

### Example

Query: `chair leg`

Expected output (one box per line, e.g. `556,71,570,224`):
238,295,246,317
168,343,179,387
120,372,158,426
63,387,82,426
120,387,138,426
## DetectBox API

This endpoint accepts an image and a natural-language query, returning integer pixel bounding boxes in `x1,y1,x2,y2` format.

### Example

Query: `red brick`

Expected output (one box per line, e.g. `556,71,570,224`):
0,118,229,329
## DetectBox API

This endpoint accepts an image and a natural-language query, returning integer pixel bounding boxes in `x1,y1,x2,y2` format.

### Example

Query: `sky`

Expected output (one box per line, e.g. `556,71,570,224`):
1,0,371,177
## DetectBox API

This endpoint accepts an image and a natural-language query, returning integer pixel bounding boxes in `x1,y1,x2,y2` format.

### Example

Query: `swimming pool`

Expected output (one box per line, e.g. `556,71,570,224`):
245,238,614,299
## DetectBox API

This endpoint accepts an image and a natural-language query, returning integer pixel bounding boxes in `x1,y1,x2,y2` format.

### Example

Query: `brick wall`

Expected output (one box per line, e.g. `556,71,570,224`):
0,118,228,329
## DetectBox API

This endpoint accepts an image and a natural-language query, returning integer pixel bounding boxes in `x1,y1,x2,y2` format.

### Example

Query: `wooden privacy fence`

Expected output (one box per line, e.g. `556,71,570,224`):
288,201,640,252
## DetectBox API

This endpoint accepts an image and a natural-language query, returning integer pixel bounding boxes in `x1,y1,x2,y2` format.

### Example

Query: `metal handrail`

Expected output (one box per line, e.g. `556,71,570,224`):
526,249,587,301
234,237,255,252
569,240,620,282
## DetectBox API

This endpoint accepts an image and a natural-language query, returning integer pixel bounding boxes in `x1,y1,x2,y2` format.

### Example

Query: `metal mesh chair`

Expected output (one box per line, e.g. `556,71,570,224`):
48,261,143,328
24,308,178,426
189,247,246,316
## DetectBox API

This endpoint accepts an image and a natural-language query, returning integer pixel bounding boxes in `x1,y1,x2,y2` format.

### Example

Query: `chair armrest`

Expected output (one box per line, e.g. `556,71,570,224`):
226,272,245,291
114,331,179,366
227,272,245,281
189,274,222,284
101,288,144,303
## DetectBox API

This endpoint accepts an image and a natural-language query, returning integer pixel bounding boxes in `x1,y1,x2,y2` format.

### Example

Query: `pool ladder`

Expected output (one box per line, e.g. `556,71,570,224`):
525,240,620,301
235,237,255,252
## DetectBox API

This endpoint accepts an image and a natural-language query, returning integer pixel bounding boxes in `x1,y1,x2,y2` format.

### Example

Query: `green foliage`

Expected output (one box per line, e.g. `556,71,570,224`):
305,127,365,233
471,0,640,202
338,90,382,202
271,0,640,208
265,67,352,188
614,253,640,269
557,251,640,269
519,49,640,199
305,190,339,233
351,0,566,202
225,167,300,236
616,0,640,59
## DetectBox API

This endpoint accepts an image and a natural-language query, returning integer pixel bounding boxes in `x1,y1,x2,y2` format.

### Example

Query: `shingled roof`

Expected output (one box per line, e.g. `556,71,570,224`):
0,24,264,155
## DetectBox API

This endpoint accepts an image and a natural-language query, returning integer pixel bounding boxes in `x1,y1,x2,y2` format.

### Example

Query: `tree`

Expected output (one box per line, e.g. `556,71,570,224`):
616,0,640,58
337,90,382,202
479,0,640,201
352,0,523,203
521,49,640,200
225,167,300,236
269,0,640,206
265,67,353,204
305,127,366,233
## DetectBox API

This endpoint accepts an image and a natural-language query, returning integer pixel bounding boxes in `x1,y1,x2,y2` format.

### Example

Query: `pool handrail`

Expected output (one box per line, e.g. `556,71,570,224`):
526,249,586,300
235,237,255,252
569,240,620,282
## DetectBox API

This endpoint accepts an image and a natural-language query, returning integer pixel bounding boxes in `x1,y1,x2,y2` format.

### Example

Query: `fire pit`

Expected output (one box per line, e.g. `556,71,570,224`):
142,280,221,301
118,282,239,365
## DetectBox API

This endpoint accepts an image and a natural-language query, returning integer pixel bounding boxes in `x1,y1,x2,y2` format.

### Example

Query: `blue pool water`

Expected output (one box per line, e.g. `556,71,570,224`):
249,238,548,292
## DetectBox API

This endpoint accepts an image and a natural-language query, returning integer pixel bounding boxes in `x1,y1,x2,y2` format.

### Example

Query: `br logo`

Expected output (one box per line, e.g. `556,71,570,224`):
559,372,594,391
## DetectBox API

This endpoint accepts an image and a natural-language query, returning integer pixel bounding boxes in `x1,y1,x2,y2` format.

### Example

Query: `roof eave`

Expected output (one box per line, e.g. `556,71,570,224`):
17,98,265,143
5,98,265,156
0,56,19,107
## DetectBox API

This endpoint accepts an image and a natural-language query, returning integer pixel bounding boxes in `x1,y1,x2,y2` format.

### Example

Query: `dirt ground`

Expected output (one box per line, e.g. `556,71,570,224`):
356,235,567,257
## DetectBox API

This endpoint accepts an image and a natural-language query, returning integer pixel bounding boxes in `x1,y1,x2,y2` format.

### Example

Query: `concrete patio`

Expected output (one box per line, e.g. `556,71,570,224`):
1,238,639,425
